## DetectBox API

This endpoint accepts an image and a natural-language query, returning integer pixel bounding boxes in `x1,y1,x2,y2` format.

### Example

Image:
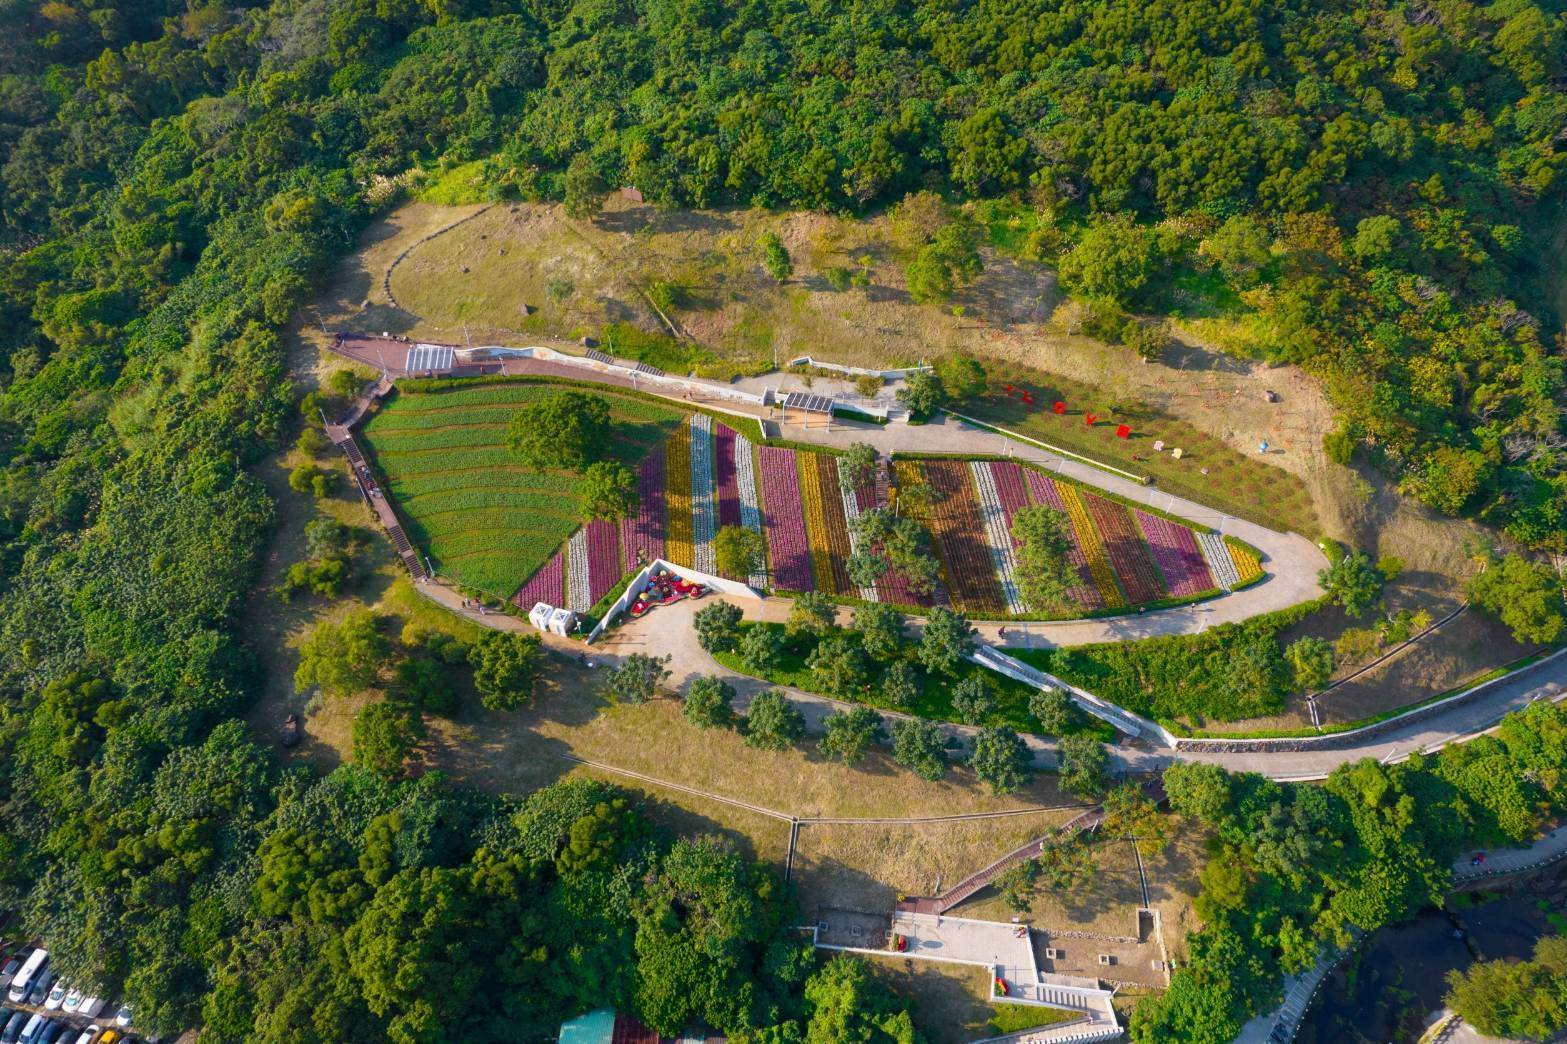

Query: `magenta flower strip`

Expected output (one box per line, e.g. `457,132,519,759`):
622,448,666,572
759,446,814,592
714,422,742,530
512,546,565,609
1135,509,1216,598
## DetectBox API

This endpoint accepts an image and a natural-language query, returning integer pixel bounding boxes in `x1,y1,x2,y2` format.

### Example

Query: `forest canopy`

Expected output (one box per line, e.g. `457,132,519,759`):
0,0,1564,1037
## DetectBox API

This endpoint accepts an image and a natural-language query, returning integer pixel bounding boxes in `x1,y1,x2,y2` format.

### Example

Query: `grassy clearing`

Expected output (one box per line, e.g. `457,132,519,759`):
957,360,1320,538
792,812,1081,916
866,958,1011,1044
953,838,1148,937
360,381,684,595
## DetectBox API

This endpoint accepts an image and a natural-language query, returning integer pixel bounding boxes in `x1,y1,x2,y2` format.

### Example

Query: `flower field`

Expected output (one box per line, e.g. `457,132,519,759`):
366,379,1261,620
894,457,1250,617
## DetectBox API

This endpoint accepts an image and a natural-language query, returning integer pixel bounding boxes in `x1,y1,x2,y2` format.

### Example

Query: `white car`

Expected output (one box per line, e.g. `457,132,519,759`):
72,1030,98,1044
44,980,67,1010
60,989,82,1013
76,997,105,1018
114,1006,132,1029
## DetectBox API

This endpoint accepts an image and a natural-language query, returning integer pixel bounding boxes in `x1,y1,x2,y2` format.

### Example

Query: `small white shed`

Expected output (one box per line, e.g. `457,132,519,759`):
528,602,554,632
548,607,578,637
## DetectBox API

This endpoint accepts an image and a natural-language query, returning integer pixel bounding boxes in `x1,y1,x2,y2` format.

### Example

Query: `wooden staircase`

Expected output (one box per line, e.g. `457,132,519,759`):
332,427,427,582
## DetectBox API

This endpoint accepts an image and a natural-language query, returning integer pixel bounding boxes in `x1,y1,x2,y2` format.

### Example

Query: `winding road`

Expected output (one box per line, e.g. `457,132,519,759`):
330,331,1567,780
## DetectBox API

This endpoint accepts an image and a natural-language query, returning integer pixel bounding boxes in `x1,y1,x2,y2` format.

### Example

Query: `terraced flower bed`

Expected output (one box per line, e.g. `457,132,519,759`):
365,378,1259,622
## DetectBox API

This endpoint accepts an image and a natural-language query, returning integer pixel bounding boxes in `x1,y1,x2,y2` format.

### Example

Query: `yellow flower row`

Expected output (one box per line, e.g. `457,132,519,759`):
1055,481,1125,608
798,451,839,594
1227,538,1263,585
666,422,694,568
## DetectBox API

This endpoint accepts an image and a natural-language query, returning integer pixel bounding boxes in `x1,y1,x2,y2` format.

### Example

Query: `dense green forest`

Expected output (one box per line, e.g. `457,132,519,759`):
0,0,1564,1038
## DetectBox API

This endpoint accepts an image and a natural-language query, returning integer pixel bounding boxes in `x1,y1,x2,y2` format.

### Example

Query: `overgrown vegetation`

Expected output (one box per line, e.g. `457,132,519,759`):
1134,700,1567,1042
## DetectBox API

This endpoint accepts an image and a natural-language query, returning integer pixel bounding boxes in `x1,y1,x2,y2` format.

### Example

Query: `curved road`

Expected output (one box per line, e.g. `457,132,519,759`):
420,582,1567,782
336,333,1561,780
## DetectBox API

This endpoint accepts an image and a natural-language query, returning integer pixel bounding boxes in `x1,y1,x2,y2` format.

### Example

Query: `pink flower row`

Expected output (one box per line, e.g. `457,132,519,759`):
759,446,814,592
1021,469,1103,609
714,423,742,529
622,448,666,572
513,547,564,609
584,519,620,607
1135,509,1216,598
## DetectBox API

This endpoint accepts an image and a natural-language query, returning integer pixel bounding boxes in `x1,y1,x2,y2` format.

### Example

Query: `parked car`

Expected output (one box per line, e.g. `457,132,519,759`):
0,1010,25,1044
0,954,25,991
6,951,45,1005
112,1009,130,1030
23,971,52,1008
91,1032,118,1044
43,982,66,1011
75,998,104,1019
16,1014,44,1044
58,991,81,1016
71,1029,98,1044
36,1022,67,1044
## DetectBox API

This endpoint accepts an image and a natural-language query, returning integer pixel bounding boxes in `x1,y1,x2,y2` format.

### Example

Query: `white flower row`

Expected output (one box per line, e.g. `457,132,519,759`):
1196,530,1240,589
734,433,767,587
971,461,1025,614
690,414,717,574
836,458,880,602
567,527,592,612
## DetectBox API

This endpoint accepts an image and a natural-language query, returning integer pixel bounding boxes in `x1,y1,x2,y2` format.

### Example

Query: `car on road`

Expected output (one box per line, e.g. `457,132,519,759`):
113,1007,131,1030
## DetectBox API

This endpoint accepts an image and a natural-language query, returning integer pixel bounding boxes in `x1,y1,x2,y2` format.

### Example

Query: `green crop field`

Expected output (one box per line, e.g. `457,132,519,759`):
361,381,684,595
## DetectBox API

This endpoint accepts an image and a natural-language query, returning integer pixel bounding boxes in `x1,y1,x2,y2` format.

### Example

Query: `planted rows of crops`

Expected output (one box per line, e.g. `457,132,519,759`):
367,382,1263,618
361,382,682,596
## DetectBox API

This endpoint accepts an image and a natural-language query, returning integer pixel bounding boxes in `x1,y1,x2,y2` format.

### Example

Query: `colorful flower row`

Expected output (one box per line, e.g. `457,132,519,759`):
920,460,1007,615
714,422,742,530
815,454,855,594
584,519,621,607
567,526,591,611
513,545,565,609
799,452,840,594
759,445,814,592
665,420,694,568
1228,539,1263,585
1082,491,1164,605
622,448,666,572
734,433,767,588
1052,481,1126,609
837,457,880,602
880,462,934,606
971,461,1025,614
1020,469,1102,609
1197,530,1241,588
1134,509,1216,598
690,415,717,575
